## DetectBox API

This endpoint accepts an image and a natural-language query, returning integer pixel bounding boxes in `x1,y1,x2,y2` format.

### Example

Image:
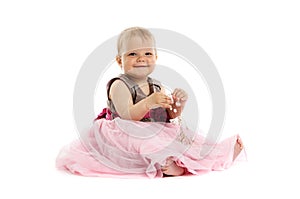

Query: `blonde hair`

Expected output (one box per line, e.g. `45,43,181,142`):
117,27,156,56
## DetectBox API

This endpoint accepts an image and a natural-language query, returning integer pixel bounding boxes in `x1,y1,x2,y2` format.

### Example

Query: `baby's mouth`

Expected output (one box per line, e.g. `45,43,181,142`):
133,65,148,68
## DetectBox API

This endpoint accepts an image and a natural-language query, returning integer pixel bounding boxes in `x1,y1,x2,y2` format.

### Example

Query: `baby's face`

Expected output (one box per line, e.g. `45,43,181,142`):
118,38,157,80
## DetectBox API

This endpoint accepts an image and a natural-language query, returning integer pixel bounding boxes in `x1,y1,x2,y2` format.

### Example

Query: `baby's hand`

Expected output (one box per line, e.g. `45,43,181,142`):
146,92,173,109
172,88,188,104
168,88,188,117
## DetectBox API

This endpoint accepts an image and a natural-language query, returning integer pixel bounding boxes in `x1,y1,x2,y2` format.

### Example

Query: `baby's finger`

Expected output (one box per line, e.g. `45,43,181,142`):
157,96,172,108
175,92,184,99
176,90,188,101
178,93,188,101
181,96,188,101
173,89,186,97
159,93,171,100
160,103,172,109
172,88,180,97
159,96,172,104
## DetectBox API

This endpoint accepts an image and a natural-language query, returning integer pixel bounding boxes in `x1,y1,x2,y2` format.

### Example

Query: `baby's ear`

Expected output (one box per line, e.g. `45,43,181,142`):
116,56,122,67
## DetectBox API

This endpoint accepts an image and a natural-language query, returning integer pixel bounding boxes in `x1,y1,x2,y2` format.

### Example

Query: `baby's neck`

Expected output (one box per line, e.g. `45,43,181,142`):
125,74,148,85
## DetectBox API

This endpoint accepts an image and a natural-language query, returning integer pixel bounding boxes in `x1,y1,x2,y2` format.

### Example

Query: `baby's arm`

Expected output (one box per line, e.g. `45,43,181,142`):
110,80,172,121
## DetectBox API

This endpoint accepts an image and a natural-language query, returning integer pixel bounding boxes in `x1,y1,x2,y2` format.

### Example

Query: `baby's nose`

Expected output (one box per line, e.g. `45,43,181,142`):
137,56,145,62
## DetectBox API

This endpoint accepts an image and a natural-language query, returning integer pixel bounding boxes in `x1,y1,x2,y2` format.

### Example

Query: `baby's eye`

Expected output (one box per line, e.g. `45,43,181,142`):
145,52,153,56
128,52,137,56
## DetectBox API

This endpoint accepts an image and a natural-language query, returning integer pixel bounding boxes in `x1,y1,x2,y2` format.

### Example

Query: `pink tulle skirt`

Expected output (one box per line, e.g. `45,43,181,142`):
56,118,246,178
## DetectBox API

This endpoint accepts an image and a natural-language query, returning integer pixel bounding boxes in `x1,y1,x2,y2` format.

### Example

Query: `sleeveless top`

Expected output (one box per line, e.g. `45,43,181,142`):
95,74,170,123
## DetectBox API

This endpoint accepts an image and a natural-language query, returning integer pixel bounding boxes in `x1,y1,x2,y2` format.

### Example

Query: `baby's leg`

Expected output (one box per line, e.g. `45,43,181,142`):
233,136,244,161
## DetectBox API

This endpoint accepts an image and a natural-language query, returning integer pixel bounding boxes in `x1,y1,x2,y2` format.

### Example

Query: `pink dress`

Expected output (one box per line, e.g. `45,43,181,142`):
56,74,246,178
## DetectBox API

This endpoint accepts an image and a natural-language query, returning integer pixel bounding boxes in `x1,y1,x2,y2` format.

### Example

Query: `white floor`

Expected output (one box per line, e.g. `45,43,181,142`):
1,1,299,198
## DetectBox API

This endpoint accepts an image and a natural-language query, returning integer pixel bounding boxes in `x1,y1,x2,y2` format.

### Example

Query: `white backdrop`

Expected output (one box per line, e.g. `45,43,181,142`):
1,1,299,199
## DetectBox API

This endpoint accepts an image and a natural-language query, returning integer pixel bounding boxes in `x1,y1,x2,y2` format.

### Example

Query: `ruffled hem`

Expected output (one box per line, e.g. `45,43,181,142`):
56,118,246,178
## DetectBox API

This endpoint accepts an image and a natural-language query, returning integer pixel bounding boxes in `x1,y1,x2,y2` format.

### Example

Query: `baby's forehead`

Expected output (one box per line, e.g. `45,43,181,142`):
127,47,155,52
121,37,155,54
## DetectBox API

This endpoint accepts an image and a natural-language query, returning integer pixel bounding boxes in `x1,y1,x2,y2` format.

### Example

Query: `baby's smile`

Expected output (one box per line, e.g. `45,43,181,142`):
133,65,149,67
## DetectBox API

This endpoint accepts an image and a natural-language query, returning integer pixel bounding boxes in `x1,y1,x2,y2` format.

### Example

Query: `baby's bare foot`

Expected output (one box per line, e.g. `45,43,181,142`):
233,136,244,161
161,158,185,176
